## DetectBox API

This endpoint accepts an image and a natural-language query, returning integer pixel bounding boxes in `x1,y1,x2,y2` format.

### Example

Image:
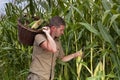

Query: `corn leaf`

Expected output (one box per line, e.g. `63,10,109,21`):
97,21,117,52
112,23,120,36
80,22,99,35
110,14,120,26
102,10,111,24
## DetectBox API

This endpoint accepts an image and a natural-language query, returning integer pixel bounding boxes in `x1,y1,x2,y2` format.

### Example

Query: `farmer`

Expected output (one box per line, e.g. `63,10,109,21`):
27,16,83,80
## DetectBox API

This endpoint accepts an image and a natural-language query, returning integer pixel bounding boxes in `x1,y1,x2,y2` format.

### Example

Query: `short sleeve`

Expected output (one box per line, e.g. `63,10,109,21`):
34,34,47,46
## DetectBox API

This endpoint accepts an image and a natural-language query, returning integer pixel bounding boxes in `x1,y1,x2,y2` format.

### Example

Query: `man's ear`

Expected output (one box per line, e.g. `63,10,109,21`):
51,26,56,30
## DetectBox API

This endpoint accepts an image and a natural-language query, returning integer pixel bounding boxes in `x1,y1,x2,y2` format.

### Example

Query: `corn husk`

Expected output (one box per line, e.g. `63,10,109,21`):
76,49,84,80
94,61,103,76
31,19,43,29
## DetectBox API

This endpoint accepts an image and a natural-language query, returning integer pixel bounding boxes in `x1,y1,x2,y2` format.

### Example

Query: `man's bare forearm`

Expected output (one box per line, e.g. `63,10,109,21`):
45,32,57,53
61,53,75,62
61,51,83,62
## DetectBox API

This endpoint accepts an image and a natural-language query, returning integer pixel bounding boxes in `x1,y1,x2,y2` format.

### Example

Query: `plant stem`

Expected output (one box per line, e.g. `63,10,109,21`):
102,42,105,80
74,32,80,80
90,33,93,77
90,15,93,77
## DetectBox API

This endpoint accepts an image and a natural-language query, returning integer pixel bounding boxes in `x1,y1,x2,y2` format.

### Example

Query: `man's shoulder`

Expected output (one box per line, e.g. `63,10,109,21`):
34,33,47,42
36,33,45,36
35,33,46,38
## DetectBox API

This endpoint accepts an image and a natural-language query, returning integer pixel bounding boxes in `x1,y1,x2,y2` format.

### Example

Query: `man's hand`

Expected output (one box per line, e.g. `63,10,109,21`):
61,50,84,62
42,26,50,34
40,26,57,53
74,50,84,59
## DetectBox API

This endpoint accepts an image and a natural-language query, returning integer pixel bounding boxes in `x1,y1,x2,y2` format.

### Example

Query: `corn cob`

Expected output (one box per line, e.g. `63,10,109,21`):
76,49,84,80
29,21,36,27
31,19,43,29
94,61,103,76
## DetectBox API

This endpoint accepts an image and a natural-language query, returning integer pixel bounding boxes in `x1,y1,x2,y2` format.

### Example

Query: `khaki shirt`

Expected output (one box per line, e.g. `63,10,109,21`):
29,34,64,80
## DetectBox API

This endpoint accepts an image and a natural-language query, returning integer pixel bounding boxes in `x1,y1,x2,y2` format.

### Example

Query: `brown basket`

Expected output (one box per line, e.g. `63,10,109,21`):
17,19,43,46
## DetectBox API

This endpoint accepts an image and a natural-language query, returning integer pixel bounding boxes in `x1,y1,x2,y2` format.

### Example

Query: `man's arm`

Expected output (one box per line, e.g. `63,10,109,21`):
61,51,83,62
40,27,57,53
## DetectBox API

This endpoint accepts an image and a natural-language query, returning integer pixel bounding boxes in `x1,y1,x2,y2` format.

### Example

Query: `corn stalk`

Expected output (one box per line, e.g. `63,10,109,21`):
0,0,120,80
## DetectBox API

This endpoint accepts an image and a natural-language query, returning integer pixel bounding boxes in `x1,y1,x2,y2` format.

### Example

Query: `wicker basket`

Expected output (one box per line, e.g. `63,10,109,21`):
17,19,43,46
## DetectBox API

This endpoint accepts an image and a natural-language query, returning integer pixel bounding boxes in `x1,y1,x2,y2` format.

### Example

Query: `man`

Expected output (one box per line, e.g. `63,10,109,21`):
27,16,82,80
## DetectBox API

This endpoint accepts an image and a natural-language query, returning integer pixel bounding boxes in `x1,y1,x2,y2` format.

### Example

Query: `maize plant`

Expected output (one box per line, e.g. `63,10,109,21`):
76,49,84,80
0,0,120,80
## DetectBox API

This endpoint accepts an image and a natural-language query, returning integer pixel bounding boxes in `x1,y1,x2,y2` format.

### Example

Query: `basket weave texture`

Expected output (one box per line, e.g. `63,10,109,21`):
18,19,42,46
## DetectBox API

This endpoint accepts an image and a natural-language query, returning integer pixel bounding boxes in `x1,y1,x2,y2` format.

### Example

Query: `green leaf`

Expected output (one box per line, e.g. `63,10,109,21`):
102,0,111,10
110,14,120,26
71,5,86,21
102,10,111,24
112,23,120,36
97,21,116,51
80,22,99,35
29,0,35,16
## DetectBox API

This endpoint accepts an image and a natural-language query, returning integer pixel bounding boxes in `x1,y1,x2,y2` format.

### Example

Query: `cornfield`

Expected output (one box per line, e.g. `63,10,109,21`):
0,0,120,80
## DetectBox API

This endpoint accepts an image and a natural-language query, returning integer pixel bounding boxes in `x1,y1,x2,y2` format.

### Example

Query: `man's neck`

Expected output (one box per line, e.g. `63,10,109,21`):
50,33,55,39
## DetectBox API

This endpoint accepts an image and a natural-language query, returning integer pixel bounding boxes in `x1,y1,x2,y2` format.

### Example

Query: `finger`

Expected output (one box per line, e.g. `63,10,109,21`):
42,27,48,30
42,26,50,30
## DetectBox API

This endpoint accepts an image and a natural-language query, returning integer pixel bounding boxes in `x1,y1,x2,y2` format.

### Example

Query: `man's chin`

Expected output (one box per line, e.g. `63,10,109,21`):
55,36,60,38
55,35,62,38
55,36,59,38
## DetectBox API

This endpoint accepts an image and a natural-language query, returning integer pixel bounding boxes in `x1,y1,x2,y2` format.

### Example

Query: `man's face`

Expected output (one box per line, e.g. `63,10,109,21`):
55,25,65,38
